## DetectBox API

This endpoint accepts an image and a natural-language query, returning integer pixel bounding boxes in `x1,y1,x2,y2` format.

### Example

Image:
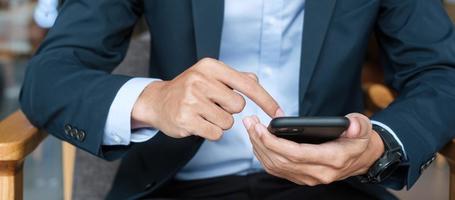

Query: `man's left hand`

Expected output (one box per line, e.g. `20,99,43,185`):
243,113,385,186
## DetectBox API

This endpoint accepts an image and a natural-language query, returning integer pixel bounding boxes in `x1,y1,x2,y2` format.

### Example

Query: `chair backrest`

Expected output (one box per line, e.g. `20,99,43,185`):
72,33,151,200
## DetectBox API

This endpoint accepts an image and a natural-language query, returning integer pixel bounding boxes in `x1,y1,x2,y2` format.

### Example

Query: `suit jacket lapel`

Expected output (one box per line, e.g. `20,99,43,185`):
299,0,337,115
192,0,225,59
191,0,336,114
144,0,223,175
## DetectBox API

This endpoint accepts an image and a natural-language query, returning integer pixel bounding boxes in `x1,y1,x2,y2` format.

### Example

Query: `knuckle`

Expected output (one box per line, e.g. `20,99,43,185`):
196,58,219,70
274,157,288,169
176,129,190,138
287,154,302,163
191,78,206,91
175,114,185,125
319,176,332,185
242,79,256,92
319,173,337,185
246,74,260,86
181,95,199,107
262,137,274,148
206,127,223,141
175,113,190,127
247,73,259,82
221,115,234,130
305,180,318,187
185,71,205,86
212,129,223,140
330,152,348,168
230,95,246,113
199,57,216,65
331,159,345,169
330,157,344,168
209,134,220,141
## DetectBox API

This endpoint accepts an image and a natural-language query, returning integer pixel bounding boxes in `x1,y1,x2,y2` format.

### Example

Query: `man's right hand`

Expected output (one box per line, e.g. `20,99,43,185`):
131,58,281,140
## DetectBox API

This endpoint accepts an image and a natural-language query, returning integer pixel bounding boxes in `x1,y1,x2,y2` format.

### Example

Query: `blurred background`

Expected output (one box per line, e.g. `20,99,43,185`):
0,0,454,199
0,1,62,199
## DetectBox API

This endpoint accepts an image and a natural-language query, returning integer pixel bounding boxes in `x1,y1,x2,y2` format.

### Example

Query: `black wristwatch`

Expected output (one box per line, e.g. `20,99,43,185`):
358,124,403,184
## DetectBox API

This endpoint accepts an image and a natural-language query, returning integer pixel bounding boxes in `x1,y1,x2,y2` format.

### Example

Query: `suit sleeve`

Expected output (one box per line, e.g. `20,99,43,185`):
19,0,143,160
372,0,455,189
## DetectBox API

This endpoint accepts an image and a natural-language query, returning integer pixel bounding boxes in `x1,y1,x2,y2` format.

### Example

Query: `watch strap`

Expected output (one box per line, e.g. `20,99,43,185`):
358,124,403,183
372,124,403,154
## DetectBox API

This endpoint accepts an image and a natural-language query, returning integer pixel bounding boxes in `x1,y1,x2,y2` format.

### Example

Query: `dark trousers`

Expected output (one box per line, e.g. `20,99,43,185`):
149,172,398,200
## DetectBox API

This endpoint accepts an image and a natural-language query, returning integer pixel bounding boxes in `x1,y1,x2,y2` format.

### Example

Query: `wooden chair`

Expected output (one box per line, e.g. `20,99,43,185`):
445,1,455,22
0,33,150,200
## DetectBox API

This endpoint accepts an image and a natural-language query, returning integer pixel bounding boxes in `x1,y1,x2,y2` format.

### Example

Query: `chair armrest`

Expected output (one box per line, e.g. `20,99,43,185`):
0,110,47,200
0,110,47,161
362,83,394,116
439,136,455,200
441,140,455,163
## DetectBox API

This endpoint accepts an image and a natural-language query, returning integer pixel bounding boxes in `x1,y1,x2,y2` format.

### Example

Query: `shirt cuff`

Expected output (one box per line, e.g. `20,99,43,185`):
371,120,408,160
103,78,161,145
131,128,160,143
34,4,58,28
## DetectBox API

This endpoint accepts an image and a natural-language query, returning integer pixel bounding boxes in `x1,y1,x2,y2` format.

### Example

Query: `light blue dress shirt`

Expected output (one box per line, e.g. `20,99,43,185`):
103,0,406,180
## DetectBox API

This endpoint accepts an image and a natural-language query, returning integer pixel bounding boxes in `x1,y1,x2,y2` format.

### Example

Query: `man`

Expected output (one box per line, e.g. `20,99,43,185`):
20,0,455,199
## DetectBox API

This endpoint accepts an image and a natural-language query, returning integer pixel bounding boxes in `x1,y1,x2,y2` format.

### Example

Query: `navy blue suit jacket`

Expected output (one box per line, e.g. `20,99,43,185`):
20,0,455,199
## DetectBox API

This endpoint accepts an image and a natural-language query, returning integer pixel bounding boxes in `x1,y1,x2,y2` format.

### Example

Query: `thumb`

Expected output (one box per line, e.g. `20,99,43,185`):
343,113,371,139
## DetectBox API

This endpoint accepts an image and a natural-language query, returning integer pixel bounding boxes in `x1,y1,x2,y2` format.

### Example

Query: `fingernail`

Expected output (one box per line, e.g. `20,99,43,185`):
243,117,253,129
275,108,285,117
345,117,360,138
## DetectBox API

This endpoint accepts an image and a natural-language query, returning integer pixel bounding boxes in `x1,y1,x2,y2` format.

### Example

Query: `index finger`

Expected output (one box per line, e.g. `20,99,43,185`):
204,60,280,117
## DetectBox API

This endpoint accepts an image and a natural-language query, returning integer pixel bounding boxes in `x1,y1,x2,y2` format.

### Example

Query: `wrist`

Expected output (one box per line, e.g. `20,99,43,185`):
131,80,167,129
358,125,403,183
371,130,385,162
362,130,385,172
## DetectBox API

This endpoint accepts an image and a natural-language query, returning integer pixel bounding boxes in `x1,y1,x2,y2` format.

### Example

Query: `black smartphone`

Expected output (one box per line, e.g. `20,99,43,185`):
267,117,350,144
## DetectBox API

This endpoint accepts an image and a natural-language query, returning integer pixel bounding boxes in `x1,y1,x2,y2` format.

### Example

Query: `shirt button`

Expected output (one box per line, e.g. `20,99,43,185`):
262,67,273,76
267,18,278,26
113,134,121,143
